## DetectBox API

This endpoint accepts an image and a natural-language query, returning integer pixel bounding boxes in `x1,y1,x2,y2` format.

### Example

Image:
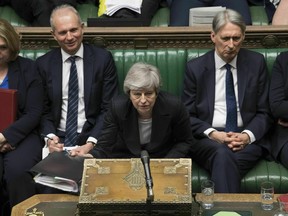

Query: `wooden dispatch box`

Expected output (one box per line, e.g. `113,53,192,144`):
77,158,192,216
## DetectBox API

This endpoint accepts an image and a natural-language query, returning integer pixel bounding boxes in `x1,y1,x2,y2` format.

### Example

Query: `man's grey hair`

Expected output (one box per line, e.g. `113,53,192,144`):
212,9,246,34
50,4,82,31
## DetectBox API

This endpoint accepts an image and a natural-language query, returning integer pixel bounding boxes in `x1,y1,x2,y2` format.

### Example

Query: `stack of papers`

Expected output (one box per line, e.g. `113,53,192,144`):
105,0,143,16
34,174,79,193
189,6,226,26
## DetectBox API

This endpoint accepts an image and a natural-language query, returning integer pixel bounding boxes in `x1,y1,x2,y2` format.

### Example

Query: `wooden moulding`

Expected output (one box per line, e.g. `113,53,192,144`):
15,25,288,50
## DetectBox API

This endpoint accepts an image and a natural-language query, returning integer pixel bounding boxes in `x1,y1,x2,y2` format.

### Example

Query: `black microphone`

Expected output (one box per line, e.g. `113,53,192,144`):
141,150,154,202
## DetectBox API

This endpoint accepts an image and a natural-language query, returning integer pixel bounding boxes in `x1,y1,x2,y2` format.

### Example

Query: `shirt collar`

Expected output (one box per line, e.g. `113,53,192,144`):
214,51,237,69
62,43,84,62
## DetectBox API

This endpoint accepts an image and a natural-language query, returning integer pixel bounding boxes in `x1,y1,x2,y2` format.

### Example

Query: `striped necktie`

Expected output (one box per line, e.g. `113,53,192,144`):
65,56,78,146
225,64,237,132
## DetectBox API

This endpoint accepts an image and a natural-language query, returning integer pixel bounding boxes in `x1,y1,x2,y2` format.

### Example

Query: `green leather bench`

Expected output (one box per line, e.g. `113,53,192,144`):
19,47,288,194
0,2,268,27
109,48,288,193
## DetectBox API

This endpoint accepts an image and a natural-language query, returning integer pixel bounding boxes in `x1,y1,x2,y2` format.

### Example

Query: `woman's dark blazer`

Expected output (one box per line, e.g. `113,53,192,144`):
2,56,43,147
90,91,194,159
1,56,43,183
269,51,288,160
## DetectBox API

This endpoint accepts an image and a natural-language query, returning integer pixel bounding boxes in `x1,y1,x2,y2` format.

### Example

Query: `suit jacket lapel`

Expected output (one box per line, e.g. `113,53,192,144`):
205,51,216,123
147,98,170,150
236,50,248,108
123,106,142,155
83,45,94,112
7,61,19,89
51,50,63,120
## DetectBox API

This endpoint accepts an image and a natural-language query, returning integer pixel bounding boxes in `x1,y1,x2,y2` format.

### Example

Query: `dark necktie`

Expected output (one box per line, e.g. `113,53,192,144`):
225,64,237,132
65,56,78,146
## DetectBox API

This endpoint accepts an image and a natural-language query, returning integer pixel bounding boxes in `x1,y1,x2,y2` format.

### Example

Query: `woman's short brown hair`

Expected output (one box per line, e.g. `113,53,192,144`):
0,18,20,61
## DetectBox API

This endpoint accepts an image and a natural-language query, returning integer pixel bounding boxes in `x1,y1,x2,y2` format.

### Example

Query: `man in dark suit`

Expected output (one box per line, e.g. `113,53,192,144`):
7,4,119,207
38,4,119,156
269,51,288,169
182,9,273,193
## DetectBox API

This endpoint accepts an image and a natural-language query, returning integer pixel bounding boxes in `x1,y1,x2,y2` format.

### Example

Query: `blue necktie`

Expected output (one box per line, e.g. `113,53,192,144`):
65,56,78,146
225,64,237,132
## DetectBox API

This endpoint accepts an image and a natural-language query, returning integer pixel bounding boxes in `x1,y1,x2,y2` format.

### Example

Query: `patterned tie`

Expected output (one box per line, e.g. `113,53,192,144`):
65,56,78,146
225,64,237,132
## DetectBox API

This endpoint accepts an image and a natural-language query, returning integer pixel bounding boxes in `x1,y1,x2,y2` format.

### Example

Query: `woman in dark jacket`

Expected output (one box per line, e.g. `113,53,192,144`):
88,62,195,159
0,18,43,213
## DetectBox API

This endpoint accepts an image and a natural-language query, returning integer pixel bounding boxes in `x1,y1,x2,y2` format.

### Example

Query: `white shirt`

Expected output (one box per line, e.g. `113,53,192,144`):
204,52,255,143
59,45,85,134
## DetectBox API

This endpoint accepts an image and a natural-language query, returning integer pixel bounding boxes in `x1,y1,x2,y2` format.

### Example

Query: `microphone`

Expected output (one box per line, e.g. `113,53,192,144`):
141,150,154,202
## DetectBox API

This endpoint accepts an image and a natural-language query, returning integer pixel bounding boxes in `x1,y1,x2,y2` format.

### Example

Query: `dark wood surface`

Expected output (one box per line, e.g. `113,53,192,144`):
12,193,282,216
11,194,78,216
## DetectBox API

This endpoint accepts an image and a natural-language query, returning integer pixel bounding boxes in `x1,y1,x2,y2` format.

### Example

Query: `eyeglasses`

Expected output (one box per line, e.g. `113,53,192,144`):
130,90,156,100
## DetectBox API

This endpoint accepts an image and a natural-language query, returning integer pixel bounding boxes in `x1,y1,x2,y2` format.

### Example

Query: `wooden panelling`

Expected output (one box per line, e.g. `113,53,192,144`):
16,25,288,50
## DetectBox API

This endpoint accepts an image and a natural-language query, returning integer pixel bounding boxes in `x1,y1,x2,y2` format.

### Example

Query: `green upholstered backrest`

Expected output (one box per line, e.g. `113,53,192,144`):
192,160,288,193
76,1,98,25
0,5,29,26
20,49,50,60
110,49,187,95
150,7,170,27
19,48,187,96
251,48,288,76
19,47,288,96
191,162,209,193
249,6,269,26
18,47,288,193
241,160,288,193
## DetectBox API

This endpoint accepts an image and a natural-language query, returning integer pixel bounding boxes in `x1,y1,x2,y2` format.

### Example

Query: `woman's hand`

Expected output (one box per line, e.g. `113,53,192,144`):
0,133,15,153
0,143,15,153
278,119,288,127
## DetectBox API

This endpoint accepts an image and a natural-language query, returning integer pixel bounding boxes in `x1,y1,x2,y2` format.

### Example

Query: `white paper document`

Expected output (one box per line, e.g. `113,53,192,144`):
34,173,79,193
105,0,143,16
42,145,78,159
189,6,226,26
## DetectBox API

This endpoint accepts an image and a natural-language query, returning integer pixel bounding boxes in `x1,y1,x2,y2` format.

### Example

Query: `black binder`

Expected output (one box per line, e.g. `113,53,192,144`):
31,151,86,193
